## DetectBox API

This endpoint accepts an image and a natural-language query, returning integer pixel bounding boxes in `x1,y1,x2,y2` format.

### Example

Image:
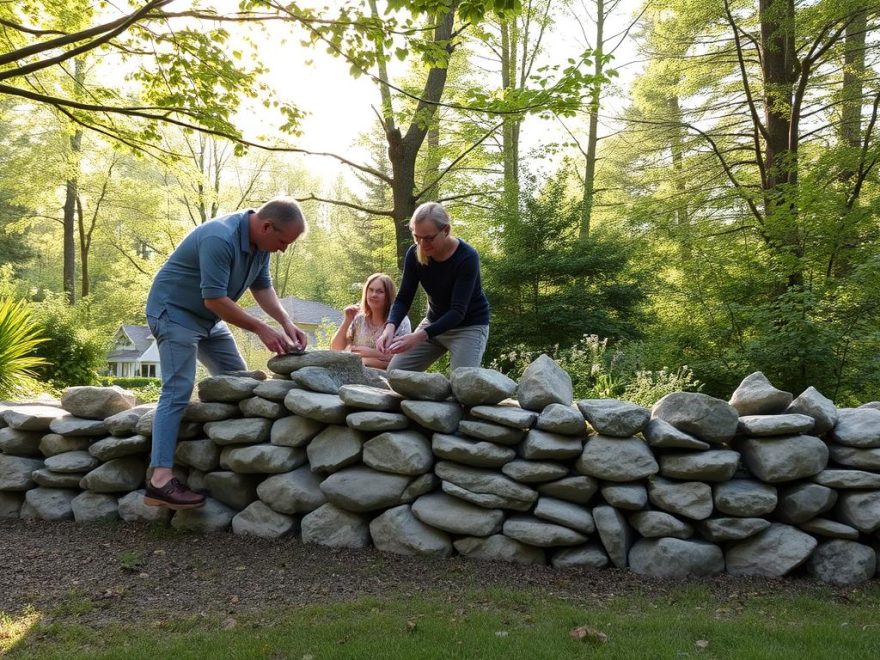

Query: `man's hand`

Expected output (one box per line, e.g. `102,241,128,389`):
388,330,428,354
280,318,308,351
256,323,298,354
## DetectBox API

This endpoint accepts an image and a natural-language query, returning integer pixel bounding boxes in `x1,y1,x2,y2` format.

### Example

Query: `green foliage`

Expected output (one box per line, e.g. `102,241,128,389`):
0,298,46,398
483,172,646,362
28,296,109,388
489,334,702,406
97,376,162,403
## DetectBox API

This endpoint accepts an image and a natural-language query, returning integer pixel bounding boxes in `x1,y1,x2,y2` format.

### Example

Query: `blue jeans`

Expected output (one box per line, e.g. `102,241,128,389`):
147,312,246,468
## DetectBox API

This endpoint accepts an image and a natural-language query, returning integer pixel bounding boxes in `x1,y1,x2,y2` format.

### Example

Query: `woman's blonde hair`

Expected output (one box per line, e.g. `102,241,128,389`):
360,272,396,324
410,202,451,265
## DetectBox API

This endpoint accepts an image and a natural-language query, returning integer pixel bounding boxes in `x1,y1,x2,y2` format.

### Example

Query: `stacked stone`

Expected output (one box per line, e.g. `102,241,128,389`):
1,353,878,586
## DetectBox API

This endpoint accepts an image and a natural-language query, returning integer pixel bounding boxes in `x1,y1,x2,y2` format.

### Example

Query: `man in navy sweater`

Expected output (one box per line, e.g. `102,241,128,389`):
376,202,490,372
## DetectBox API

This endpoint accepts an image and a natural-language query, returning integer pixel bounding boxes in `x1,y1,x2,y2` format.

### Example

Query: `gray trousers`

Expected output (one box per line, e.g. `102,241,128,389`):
387,320,489,374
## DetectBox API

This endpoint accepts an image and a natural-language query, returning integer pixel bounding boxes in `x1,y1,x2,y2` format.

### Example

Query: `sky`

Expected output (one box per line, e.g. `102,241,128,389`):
199,1,644,191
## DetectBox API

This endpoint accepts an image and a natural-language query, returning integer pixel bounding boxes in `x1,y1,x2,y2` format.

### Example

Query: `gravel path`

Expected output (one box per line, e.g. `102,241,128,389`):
0,520,853,623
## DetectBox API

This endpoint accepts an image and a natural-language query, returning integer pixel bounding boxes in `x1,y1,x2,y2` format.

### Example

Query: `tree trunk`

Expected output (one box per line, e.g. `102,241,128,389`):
500,16,520,203
579,0,604,240
759,0,802,288
62,58,85,304
668,93,690,258
76,194,89,297
841,10,867,151
62,172,78,304
387,5,457,270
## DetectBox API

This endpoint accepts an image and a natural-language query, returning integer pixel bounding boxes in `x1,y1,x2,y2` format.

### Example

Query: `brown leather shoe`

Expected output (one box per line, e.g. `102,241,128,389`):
144,478,206,510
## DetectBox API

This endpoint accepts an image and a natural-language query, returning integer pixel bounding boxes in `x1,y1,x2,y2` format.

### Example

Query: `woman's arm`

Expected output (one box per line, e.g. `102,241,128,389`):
330,305,359,351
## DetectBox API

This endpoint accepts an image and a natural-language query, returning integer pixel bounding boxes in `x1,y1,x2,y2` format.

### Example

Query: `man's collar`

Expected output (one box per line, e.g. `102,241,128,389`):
240,209,256,253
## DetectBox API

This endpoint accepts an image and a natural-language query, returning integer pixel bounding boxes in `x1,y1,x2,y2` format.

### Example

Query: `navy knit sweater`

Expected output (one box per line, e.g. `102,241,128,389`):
387,240,490,338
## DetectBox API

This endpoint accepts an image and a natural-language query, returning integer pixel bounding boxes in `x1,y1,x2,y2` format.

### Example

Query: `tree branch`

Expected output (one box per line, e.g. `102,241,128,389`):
296,194,392,217
414,120,503,200
0,0,173,80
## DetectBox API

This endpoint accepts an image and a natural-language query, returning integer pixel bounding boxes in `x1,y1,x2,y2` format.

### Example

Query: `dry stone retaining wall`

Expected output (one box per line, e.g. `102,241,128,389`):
1,352,879,586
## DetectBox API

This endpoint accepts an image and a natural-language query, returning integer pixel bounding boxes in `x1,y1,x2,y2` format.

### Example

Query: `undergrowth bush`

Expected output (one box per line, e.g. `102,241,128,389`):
488,334,702,406
0,298,46,398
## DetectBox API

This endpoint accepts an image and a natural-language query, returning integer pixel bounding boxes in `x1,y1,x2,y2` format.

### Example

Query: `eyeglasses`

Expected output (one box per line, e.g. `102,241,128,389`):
411,229,444,243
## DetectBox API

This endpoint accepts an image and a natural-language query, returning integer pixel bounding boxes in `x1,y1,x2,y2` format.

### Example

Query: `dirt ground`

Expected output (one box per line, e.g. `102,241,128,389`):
0,519,860,623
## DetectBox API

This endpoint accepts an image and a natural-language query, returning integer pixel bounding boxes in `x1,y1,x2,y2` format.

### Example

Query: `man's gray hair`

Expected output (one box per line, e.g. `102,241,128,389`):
410,201,450,230
258,197,306,232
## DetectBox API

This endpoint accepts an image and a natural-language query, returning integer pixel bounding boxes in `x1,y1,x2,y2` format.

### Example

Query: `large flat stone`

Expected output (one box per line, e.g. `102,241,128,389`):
283,389,348,424
450,368,517,406
651,392,739,445
400,400,462,434
577,399,650,437
61,386,136,419
454,535,546,565
320,465,413,512
370,505,453,557
830,408,880,448
629,538,724,578
659,450,740,482
517,355,572,410
575,435,658,482
725,523,817,576
411,492,504,536
363,430,433,476
737,435,828,482
387,370,451,401
257,466,327,514
431,433,515,469
306,426,364,473
301,503,371,548
786,386,838,435
729,372,792,415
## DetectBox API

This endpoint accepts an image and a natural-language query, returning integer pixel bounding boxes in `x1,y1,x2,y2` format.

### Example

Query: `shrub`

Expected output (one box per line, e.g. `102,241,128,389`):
0,298,46,398
97,376,162,403
29,296,108,388
488,334,702,406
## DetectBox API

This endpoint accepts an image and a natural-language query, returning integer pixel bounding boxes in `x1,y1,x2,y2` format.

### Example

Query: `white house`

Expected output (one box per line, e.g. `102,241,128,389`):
106,325,161,378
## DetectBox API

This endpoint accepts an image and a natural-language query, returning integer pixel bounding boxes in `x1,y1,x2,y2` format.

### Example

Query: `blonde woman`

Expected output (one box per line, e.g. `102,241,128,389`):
331,273,411,369
376,202,490,372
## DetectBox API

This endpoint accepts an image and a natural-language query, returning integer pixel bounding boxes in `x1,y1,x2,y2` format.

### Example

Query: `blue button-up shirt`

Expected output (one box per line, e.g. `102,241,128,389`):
146,210,273,332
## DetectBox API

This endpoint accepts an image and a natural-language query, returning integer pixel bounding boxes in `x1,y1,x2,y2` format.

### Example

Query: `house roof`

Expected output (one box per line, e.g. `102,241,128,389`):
107,325,155,363
247,296,342,326
121,324,154,353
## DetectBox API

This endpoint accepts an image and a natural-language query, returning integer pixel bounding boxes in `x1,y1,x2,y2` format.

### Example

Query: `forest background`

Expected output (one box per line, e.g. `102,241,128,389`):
0,0,878,406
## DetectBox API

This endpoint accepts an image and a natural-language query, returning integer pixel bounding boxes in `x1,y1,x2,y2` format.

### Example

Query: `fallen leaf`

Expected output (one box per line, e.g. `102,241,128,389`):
222,617,237,630
405,620,417,633
495,631,509,638
569,626,608,643
696,639,710,649
227,595,240,605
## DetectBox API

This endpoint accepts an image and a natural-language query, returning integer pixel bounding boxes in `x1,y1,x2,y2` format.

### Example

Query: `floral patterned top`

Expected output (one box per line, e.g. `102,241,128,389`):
347,312,411,348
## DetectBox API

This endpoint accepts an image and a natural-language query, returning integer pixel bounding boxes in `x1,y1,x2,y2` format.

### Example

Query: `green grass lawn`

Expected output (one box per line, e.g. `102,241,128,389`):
3,583,880,659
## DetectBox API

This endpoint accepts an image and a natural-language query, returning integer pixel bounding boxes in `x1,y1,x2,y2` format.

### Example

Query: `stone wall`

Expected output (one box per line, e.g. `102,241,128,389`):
1,351,878,586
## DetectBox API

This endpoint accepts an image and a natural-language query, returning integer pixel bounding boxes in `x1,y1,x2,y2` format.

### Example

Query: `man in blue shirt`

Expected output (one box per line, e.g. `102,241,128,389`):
144,197,308,509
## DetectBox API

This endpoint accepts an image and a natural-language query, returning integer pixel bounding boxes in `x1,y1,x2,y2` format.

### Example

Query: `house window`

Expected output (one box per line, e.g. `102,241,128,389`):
141,364,156,378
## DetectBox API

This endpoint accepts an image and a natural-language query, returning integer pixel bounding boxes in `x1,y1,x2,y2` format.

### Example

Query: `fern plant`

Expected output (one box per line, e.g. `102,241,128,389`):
0,298,46,398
